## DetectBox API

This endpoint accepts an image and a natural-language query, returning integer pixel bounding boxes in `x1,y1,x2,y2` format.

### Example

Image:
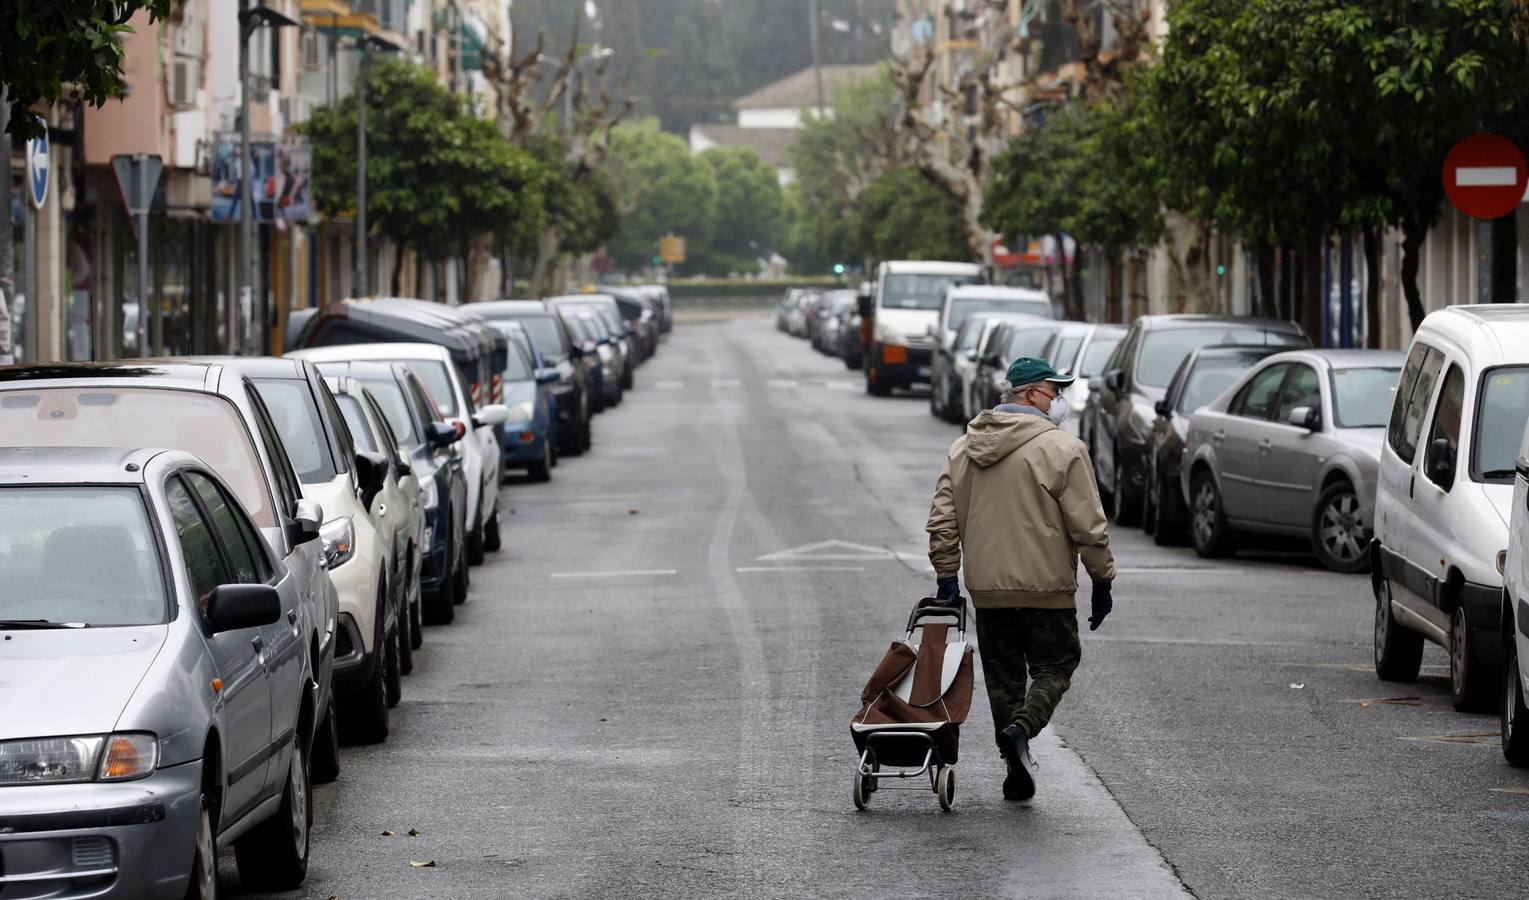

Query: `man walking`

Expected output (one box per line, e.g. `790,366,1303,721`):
926,357,1115,801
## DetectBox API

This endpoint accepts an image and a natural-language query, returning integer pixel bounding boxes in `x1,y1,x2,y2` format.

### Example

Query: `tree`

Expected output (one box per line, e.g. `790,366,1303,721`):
605,120,718,273
2,0,170,138
692,147,784,275
850,167,971,265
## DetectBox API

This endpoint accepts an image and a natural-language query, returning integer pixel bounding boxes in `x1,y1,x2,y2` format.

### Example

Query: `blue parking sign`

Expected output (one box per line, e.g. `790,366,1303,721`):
25,128,48,209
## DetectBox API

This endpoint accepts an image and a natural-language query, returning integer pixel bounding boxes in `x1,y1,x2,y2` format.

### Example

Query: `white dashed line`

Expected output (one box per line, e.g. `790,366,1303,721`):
735,565,867,573
549,569,678,579
713,379,741,388
655,380,685,389
767,379,797,388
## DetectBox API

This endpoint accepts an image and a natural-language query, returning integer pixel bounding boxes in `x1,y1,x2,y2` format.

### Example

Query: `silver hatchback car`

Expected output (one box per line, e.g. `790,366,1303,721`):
0,447,324,898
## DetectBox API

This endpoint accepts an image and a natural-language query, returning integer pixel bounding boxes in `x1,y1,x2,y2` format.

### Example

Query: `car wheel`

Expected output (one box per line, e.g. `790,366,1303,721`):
581,411,593,452
1450,605,1492,712
233,725,310,890
483,505,502,553
866,359,890,396
310,693,340,784
930,379,943,419
1503,631,1529,767
452,546,469,605
1153,471,1187,547
397,594,414,676
529,441,553,482
343,650,390,745
1112,454,1142,527
1373,576,1423,682
182,793,217,900
844,354,860,371
384,623,402,708
466,513,485,566
1311,481,1370,574
409,591,424,648
621,367,634,391
1189,471,1235,558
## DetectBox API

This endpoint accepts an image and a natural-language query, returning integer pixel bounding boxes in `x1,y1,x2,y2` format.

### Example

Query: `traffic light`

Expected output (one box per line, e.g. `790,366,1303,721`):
833,263,846,275
1216,264,1226,276
652,255,663,267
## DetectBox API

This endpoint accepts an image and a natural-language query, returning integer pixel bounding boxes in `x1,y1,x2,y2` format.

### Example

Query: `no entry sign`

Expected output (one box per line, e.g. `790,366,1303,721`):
1444,132,1527,220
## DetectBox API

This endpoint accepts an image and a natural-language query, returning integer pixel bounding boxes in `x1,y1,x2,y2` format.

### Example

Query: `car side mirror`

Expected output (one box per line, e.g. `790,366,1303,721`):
206,583,282,634
394,448,411,479
354,450,389,508
427,421,461,447
1426,437,1456,486
473,404,511,429
1154,399,1172,418
536,367,560,385
1104,370,1125,394
285,498,323,547
1287,405,1320,431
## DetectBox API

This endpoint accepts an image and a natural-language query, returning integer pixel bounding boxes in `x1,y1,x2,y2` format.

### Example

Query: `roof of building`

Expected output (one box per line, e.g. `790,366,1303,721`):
690,124,798,170
734,64,882,111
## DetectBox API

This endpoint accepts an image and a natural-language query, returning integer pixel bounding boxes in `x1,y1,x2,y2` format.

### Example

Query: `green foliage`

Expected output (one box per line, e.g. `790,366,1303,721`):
850,167,972,264
606,120,718,272
2,0,171,138
693,147,784,274
299,58,545,262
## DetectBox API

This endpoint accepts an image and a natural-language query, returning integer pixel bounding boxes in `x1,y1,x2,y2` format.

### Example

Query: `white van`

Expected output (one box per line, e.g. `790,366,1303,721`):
865,260,984,396
1372,306,1529,711
1500,409,1529,766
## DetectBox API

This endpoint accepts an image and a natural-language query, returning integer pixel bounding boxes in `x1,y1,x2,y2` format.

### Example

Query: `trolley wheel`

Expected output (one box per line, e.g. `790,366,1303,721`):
936,766,956,812
852,768,871,810
863,749,879,794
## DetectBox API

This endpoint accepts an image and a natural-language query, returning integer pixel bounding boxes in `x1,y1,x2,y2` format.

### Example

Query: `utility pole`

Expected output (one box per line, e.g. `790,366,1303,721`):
238,0,255,354
0,89,13,365
808,0,826,115
355,45,369,298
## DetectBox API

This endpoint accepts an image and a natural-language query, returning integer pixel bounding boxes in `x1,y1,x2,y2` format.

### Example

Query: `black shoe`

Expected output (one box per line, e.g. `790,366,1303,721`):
998,724,1036,801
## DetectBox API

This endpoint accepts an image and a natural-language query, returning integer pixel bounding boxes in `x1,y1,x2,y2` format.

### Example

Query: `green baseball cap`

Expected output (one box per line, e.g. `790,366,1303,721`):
1005,356,1076,387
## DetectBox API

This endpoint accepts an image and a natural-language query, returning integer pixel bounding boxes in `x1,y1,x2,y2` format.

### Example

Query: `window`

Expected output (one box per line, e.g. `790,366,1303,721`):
364,392,402,462
948,296,1050,333
1137,327,1307,388
1386,343,1444,464
1231,364,1290,419
1425,365,1466,488
165,476,227,612
515,315,569,360
1275,365,1322,424
317,380,356,470
1331,367,1401,428
254,378,339,483
337,394,378,453
955,318,987,353
1473,366,1529,482
882,273,984,311
390,360,460,418
503,343,534,381
187,471,267,584
405,372,444,427
1079,336,1122,378
247,388,301,521
357,377,418,446
1049,336,1085,373
1178,357,1257,414
1004,326,1059,361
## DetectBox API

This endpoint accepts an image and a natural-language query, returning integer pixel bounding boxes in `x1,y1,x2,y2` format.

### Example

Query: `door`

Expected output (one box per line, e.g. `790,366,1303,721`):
165,475,272,821
1408,360,1466,632
1262,363,1330,527
1378,343,1447,600
1217,363,1290,518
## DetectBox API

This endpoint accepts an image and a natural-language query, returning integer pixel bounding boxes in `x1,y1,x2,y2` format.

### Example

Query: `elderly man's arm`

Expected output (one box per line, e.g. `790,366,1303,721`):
1054,444,1116,584
926,453,962,578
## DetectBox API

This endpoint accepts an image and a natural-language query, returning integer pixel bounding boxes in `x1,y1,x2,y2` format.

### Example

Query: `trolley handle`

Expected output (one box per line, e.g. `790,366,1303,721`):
906,597,967,634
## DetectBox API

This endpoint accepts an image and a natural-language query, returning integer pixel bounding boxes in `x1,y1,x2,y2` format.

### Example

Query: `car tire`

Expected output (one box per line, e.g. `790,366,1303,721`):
1189,471,1235,558
844,354,860,371
384,624,402,708
483,505,502,553
529,441,552,482
343,651,390,745
1450,605,1492,712
1373,576,1423,682
466,515,485,566
409,592,424,648
930,380,943,419
1152,470,1187,547
1112,454,1142,527
233,728,310,891
1311,481,1370,574
1503,631,1529,767
397,594,414,676
452,547,469,605
621,367,634,391
182,793,217,900
310,694,340,784
866,359,891,396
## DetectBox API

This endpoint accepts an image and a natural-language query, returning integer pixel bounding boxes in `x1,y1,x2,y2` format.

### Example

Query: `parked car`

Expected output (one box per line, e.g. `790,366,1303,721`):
0,361,342,782
1141,345,1284,545
930,286,1054,422
0,447,325,897
289,342,509,568
1501,406,1529,766
486,320,560,481
549,295,638,389
816,290,855,356
865,260,985,395
969,317,1063,419
302,359,470,626
836,288,867,369
936,312,1003,424
1088,314,1310,525
1373,306,1529,711
469,300,594,456
565,309,623,409
1180,349,1401,573
328,375,427,682
605,286,660,361
224,357,402,744
1042,323,1127,439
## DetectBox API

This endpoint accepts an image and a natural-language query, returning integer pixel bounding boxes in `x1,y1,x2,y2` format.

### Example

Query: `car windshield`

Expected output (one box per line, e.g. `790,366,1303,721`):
1138,327,1307,388
1475,366,1529,482
1079,336,1123,378
355,377,418,446
884,273,983,310
0,388,275,526
253,379,338,483
381,360,457,418
1331,367,1401,428
0,487,167,626
1178,358,1256,413
1004,326,1058,360
516,316,568,359
336,394,377,453
956,319,989,352
949,297,1049,332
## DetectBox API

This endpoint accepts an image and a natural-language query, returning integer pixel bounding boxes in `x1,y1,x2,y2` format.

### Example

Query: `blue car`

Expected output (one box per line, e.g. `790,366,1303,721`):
486,320,560,482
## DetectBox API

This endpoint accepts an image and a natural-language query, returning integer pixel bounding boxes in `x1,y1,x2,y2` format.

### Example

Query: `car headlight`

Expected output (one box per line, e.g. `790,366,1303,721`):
0,732,158,786
321,516,356,569
506,401,534,423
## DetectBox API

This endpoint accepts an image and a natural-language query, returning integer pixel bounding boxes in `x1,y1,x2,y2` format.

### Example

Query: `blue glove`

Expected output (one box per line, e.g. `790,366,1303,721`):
1089,581,1113,631
935,575,961,607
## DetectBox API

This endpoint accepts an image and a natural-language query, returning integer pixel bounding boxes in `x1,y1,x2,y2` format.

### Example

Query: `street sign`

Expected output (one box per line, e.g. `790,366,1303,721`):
25,128,49,209
659,235,686,264
111,153,164,217
1444,132,1527,220
992,237,1021,269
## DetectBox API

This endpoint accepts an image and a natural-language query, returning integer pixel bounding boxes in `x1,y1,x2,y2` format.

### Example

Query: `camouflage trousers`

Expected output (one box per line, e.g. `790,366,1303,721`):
973,607,1083,741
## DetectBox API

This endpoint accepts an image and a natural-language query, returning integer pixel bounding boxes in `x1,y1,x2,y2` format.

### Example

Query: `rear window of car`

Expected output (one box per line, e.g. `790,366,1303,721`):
253,378,340,483
336,394,378,453
1178,357,1255,413
950,296,1050,332
0,387,276,526
380,360,458,419
1079,335,1122,378
356,377,418,446
515,316,569,358
1331,367,1401,428
1004,326,1059,361
1138,327,1307,388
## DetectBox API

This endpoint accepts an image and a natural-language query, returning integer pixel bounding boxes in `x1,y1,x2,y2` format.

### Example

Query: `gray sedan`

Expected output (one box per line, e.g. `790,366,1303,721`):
0,447,324,898
1181,349,1403,572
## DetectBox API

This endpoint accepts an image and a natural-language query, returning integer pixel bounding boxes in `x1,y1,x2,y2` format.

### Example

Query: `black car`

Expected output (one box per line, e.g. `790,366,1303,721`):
469,301,594,456
1142,345,1286,544
1089,315,1311,526
548,295,637,390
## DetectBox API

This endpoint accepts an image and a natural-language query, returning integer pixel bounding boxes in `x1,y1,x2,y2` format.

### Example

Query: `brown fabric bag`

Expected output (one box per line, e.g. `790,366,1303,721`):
850,627,974,766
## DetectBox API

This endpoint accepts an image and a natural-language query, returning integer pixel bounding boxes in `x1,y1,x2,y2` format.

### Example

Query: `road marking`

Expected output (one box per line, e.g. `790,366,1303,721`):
735,565,866,573
767,378,797,388
1457,166,1518,187
655,380,685,389
712,379,741,388
825,380,857,390
1401,731,1499,745
757,539,898,561
549,569,677,579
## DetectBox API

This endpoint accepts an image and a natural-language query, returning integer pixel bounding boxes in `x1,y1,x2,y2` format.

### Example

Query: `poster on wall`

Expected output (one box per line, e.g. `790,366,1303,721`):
211,134,310,224
275,141,311,224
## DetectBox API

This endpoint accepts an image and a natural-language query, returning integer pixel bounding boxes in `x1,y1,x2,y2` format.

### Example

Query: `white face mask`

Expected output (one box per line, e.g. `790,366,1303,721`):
1046,395,1070,425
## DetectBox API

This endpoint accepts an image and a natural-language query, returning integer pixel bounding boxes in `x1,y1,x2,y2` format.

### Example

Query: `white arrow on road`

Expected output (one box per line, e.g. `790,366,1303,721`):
756,539,899,561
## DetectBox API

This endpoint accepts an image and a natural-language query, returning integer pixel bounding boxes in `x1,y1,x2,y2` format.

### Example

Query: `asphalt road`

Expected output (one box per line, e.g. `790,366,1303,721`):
234,315,1529,899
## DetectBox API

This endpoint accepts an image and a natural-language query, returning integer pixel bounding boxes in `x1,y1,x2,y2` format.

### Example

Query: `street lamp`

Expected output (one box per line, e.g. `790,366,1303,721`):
238,2,300,355
354,33,402,300
536,46,614,129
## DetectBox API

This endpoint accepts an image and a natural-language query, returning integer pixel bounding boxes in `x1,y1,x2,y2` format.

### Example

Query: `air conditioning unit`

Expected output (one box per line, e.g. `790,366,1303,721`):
172,4,200,57
170,58,198,110
301,31,323,71
281,95,311,126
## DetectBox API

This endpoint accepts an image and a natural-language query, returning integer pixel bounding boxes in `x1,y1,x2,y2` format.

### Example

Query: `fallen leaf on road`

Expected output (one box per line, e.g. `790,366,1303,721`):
380,830,395,836
409,860,436,868
407,828,422,837
628,509,639,515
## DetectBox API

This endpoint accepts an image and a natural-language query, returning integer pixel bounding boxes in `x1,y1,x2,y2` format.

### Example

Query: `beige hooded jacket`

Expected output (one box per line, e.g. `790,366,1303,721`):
926,410,1115,609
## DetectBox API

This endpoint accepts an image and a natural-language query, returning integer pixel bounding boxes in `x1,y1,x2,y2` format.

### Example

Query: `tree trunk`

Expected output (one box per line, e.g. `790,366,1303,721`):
465,233,495,302
1492,213,1518,303
1400,223,1427,332
1254,242,1275,319
390,241,406,297
1301,240,1323,346
1161,210,1213,313
1362,227,1382,349
1104,248,1121,324
528,225,565,298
